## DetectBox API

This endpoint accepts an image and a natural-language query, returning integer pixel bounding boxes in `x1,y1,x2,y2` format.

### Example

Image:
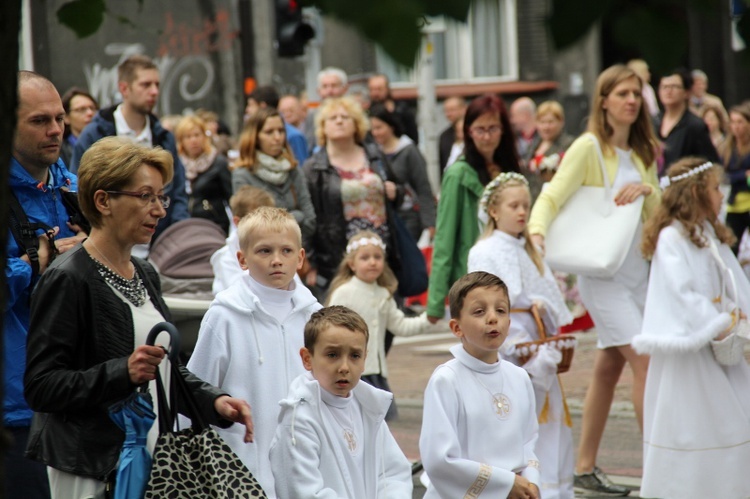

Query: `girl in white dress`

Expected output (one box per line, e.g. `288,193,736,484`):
326,231,431,420
632,158,750,499
468,172,575,499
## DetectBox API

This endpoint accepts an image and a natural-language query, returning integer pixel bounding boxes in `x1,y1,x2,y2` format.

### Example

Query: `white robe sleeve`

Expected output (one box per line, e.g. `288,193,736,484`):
633,227,732,354
270,420,342,499
719,241,750,315
187,307,230,387
376,422,413,498
419,367,518,498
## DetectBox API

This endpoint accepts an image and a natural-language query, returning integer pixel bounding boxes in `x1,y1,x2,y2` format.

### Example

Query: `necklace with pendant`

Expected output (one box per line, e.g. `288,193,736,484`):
469,365,512,420
327,402,357,453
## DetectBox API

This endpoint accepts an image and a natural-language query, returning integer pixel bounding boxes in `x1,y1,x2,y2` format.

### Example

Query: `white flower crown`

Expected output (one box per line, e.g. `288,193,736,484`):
479,172,529,214
659,161,714,190
346,237,386,255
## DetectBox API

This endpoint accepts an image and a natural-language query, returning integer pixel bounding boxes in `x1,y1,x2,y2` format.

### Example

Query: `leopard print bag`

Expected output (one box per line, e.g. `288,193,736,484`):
144,351,266,498
146,426,266,498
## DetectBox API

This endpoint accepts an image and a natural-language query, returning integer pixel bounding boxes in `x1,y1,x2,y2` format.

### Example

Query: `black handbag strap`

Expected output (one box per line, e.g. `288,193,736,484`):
146,322,208,433
152,355,210,434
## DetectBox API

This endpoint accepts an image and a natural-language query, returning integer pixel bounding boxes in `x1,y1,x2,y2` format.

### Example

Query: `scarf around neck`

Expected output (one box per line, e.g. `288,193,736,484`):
255,152,293,185
181,146,218,181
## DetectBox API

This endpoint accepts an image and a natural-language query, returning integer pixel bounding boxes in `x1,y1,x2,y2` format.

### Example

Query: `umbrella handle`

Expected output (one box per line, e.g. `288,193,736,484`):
146,322,181,363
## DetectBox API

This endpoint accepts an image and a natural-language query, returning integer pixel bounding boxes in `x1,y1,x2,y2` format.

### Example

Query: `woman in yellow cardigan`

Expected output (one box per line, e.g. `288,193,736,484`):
529,64,660,496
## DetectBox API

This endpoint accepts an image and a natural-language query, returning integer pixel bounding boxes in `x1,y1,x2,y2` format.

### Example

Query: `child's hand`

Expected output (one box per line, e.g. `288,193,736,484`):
508,475,539,499
531,299,546,314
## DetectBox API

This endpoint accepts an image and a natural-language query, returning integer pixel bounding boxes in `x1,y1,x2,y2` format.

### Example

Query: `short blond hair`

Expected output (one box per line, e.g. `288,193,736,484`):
315,96,369,146
536,100,565,122
237,206,301,254
77,137,173,228
230,185,275,219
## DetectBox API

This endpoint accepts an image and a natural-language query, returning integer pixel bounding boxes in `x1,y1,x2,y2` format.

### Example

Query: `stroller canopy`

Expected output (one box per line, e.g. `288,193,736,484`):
148,218,226,279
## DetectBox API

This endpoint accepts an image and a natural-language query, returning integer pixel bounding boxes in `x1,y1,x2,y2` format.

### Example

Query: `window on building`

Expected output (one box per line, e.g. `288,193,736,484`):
376,0,518,84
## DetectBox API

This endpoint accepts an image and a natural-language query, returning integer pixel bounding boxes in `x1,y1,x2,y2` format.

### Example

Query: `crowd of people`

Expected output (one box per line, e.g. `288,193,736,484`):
5,51,750,499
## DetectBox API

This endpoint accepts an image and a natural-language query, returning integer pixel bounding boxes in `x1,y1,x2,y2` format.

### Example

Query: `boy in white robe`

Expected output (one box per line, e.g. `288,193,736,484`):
269,306,413,498
188,207,322,497
420,271,541,498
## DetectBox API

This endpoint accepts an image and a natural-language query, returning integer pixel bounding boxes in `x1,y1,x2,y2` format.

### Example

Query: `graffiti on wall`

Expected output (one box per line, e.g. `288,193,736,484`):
81,8,238,116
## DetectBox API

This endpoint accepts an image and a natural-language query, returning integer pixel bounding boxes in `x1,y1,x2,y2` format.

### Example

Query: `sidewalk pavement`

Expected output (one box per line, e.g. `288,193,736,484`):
386,329,644,498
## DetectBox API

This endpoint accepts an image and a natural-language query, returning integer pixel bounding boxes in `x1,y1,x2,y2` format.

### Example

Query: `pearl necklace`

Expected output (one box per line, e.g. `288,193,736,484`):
88,240,146,307
468,365,512,420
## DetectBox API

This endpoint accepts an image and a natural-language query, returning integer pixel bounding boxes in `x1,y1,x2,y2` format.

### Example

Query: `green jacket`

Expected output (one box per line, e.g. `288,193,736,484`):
426,159,485,317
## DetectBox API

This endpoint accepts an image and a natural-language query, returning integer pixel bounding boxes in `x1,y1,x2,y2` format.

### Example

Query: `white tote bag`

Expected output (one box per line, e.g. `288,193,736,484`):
544,134,643,278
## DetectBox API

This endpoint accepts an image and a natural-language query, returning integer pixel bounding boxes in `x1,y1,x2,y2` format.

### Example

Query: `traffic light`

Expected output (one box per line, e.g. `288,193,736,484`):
275,0,315,57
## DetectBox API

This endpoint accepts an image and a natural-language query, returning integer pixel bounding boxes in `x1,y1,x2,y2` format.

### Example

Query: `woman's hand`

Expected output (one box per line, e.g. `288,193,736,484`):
614,183,652,206
530,234,545,256
214,396,254,443
127,345,165,384
384,180,397,201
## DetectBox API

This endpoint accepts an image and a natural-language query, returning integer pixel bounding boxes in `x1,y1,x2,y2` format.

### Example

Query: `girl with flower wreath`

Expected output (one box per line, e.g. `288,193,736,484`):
468,172,575,499
326,231,432,420
632,158,750,498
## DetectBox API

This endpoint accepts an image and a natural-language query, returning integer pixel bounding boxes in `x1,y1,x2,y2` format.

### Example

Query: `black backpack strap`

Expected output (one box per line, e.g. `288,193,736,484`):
8,190,56,278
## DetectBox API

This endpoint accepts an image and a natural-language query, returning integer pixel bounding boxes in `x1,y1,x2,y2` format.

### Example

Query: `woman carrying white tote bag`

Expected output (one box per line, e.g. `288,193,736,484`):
527,64,661,496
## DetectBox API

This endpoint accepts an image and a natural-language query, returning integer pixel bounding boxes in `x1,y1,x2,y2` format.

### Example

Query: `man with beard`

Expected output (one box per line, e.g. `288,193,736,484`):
71,55,188,247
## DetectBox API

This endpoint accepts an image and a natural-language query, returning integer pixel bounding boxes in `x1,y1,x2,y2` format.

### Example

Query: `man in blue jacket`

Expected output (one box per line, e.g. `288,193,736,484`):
70,55,189,247
5,70,87,499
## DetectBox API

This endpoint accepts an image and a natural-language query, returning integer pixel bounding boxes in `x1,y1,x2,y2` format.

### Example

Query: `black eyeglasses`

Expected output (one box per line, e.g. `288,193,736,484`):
106,190,171,208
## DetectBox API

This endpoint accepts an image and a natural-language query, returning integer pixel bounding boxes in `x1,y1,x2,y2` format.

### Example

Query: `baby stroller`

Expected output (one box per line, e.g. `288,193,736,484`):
148,218,226,358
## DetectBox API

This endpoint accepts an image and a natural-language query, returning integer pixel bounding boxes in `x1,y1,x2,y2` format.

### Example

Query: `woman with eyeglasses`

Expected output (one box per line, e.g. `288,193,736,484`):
426,94,520,323
60,87,98,168
528,64,661,496
24,137,255,498
303,96,404,294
